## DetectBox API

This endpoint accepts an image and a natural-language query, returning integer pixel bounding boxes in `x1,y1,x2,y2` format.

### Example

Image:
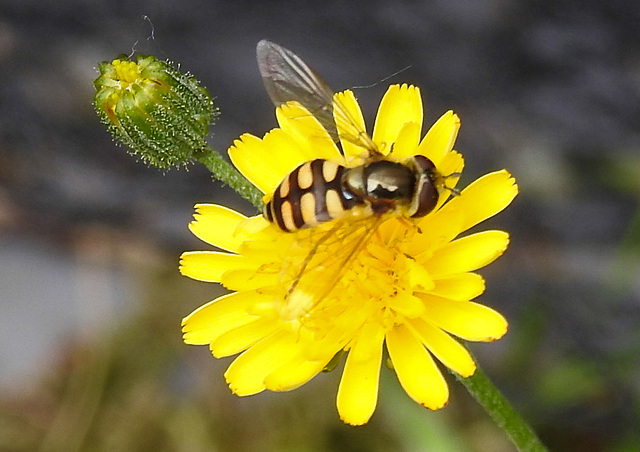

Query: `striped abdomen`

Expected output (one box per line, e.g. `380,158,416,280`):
264,155,441,232
264,159,357,232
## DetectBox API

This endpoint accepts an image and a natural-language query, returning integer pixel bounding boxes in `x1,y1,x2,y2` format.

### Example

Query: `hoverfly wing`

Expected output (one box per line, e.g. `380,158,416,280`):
257,40,339,141
281,215,384,318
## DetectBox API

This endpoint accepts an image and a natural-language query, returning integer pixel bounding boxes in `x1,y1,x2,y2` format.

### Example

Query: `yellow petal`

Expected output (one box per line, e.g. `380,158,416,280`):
408,319,476,377
336,325,384,426
428,150,465,214
406,256,435,291
389,121,421,160
419,294,508,341
179,251,245,282
181,291,263,345
211,317,279,358
235,215,272,237
417,110,460,167
348,320,385,362
438,170,518,233
426,230,510,278
224,330,298,396
264,355,330,392
411,205,465,254
437,150,464,186
276,102,342,161
228,129,308,195
386,323,448,409
373,84,422,154
303,328,353,362
220,268,280,291
388,291,426,318
237,225,292,259
188,204,248,252
430,273,486,301
333,90,370,163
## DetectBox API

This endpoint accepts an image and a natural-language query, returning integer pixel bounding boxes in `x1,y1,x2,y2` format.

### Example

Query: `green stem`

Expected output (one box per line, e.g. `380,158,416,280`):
193,146,264,210
456,367,548,452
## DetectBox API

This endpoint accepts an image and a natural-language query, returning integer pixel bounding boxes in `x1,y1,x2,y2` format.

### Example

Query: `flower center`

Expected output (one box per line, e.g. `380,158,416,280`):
111,59,142,86
278,215,425,336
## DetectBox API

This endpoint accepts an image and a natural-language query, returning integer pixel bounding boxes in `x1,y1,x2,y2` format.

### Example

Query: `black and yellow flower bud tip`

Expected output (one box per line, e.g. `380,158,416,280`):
93,55,216,168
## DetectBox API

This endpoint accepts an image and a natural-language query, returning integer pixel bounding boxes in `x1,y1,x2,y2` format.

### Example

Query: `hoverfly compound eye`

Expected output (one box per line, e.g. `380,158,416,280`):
408,155,440,218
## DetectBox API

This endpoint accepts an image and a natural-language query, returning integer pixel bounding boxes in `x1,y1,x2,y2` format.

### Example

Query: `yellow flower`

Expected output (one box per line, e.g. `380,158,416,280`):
181,84,518,425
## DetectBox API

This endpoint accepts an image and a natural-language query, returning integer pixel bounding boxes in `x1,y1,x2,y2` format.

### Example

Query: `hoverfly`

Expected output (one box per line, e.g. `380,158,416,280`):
256,40,447,232
254,41,455,319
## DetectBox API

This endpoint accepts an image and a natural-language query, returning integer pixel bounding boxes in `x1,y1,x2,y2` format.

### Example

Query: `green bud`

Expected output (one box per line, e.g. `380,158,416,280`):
93,55,216,168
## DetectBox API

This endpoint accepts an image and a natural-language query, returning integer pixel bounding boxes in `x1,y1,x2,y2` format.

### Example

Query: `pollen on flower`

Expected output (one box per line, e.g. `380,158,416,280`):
267,214,433,343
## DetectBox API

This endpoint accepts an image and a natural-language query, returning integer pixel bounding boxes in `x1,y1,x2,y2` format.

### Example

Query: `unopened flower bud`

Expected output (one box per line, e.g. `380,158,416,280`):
93,55,216,168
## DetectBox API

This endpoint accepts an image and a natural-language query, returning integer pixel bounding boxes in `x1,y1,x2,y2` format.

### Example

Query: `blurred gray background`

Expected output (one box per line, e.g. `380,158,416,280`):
1,1,640,451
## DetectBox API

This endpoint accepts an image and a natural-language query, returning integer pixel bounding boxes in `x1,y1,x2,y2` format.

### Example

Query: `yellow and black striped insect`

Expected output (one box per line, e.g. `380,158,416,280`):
256,40,447,232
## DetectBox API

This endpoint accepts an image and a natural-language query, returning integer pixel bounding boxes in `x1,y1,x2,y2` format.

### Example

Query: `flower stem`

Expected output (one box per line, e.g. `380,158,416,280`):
456,367,548,452
193,146,264,210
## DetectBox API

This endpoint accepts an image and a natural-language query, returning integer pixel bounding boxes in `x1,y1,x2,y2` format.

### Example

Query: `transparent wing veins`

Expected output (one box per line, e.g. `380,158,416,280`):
281,215,385,316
